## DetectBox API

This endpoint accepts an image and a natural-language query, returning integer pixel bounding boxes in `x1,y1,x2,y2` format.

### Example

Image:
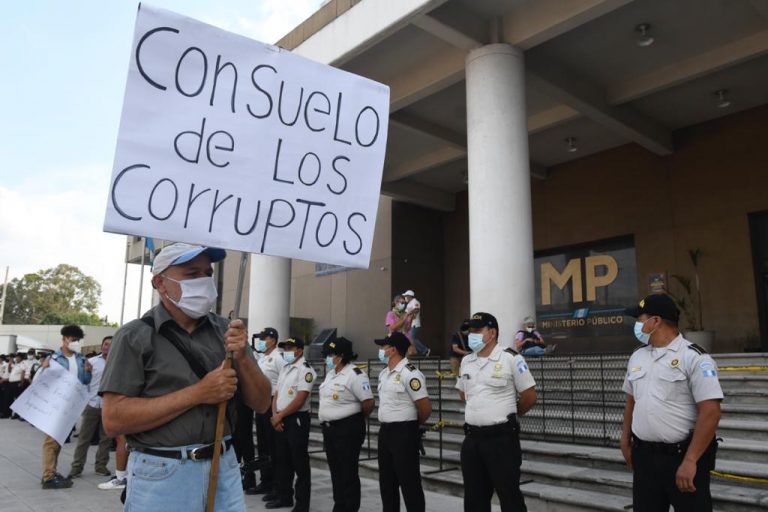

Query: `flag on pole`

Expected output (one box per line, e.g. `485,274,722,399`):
145,238,155,264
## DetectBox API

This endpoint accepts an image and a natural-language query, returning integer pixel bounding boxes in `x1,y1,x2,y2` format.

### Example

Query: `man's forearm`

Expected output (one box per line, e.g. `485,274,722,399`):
235,355,271,413
102,387,201,437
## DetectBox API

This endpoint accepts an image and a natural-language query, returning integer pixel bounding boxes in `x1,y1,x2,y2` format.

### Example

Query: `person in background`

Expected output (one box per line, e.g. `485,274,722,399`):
0,355,9,418
385,294,409,336
22,348,40,390
98,434,128,491
622,294,723,511
318,337,374,512
449,319,471,376
7,353,25,419
267,337,316,511
37,325,92,489
69,336,113,479
457,312,537,511
375,332,431,512
402,291,429,357
251,327,285,496
514,316,555,357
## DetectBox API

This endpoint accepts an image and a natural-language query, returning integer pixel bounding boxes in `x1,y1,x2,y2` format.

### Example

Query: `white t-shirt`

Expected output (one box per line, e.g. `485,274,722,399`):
66,355,78,380
405,298,421,328
8,363,25,382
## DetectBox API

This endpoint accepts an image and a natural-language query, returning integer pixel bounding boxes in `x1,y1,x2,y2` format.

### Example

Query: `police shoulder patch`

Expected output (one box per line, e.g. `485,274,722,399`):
504,348,519,356
304,372,314,383
688,343,708,355
409,378,422,391
353,367,363,375
405,363,416,372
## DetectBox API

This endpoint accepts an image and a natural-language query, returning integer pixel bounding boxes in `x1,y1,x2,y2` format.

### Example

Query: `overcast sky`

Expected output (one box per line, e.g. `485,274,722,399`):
0,0,324,324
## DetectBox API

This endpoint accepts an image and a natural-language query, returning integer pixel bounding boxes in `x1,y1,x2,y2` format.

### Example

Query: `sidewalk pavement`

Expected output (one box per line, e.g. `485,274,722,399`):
0,417,484,511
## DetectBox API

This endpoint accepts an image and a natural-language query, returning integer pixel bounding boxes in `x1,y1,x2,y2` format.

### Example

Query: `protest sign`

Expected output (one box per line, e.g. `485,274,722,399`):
11,361,91,445
103,5,390,268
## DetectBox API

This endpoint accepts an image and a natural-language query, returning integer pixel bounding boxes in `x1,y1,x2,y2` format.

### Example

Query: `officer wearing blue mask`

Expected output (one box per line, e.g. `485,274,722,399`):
318,337,374,512
374,332,431,512
622,294,723,512
456,312,537,512
269,337,316,511
247,327,285,495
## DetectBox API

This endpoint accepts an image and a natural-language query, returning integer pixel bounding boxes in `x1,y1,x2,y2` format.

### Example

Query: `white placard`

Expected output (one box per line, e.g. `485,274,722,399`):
11,361,91,445
104,5,390,268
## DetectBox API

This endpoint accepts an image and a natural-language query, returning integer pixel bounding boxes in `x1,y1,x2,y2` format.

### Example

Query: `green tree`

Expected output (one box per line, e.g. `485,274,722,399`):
2,264,110,326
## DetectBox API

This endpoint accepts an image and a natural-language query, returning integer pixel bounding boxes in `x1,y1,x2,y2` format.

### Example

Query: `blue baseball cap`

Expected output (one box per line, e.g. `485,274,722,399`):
151,242,226,274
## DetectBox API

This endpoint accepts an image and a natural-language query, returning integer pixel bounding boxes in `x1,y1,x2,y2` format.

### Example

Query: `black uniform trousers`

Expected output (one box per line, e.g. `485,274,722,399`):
255,407,276,485
233,394,255,465
460,420,526,512
377,420,425,512
631,435,717,512
322,412,366,512
274,411,311,511
2,381,21,417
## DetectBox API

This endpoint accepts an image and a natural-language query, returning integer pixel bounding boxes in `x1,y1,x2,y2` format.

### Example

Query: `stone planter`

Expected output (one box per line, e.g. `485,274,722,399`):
683,330,715,353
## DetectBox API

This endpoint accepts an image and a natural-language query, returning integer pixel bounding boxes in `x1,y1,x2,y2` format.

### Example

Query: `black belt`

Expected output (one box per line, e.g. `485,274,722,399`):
464,415,518,437
321,412,363,428
132,439,233,461
631,434,691,455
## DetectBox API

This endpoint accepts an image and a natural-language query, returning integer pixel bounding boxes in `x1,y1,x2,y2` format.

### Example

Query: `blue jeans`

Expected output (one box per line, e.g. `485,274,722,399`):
125,443,245,512
410,326,429,355
522,346,546,357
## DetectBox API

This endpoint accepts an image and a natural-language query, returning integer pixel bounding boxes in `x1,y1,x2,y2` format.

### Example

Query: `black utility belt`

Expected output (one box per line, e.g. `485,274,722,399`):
464,415,518,437
320,412,363,428
631,433,692,455
132,439,233,461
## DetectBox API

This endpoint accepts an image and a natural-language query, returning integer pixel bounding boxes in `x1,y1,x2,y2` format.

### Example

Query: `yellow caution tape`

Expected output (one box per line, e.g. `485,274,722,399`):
428,419,463,432
710,470,768,484
717,366,768,372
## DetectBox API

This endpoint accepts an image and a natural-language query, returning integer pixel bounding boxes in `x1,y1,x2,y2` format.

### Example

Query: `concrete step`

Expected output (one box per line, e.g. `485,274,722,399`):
306,435,768,512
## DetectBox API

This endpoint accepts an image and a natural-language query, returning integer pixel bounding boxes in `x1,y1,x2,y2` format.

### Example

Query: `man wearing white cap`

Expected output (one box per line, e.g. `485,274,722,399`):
402,290,429,356
100,242,271,511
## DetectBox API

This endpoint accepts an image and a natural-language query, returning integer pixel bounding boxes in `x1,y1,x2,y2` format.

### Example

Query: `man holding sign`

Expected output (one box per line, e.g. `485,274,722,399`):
100,243,271,511
37,325,92,489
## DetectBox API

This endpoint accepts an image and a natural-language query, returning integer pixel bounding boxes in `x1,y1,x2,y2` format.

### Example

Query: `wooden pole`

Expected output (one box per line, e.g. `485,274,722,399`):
206,252,249,512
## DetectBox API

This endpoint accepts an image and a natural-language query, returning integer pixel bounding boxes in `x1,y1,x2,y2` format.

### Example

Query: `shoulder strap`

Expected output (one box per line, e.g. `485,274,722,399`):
405,363,416,371
141,316,233,431
688,343,707,355
504,348,519,356
353,366,363,375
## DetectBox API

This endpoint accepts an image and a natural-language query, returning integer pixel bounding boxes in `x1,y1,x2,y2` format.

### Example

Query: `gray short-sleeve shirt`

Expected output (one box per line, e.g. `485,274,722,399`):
100,304,237,449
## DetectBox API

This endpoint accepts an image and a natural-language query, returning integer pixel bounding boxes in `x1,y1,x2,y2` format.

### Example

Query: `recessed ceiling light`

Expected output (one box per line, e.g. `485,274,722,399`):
565,137,578,153
714,89,731,109
635,23,655,47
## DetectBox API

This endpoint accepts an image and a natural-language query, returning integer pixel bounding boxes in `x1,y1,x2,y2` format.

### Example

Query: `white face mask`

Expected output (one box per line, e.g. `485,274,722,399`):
69,341,82,353
164,276,218,319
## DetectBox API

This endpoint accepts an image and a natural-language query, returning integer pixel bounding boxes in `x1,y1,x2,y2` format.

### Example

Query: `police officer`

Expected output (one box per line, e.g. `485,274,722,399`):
250,327,285,495
318,338,375,512
622,294,723,512
456,312,537,512
267,337,316,511
375,332,432,512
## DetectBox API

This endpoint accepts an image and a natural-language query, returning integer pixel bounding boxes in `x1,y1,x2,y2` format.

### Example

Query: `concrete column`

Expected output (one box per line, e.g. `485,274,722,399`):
466,44,535,348
247,255,291,342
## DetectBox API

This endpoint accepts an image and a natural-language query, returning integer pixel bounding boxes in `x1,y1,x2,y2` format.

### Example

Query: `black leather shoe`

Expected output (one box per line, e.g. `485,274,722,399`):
246,481,273,495
262,493,278,502
241,471,256,491
265,499,293,509
42,474,73,489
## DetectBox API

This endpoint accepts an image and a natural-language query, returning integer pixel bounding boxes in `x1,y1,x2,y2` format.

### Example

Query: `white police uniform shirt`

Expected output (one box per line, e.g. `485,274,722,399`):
318,363,373,422
86,354,107,408
456,344,536,426
275,356,316,413
257,349,286,396
623,334,723,443
377,358,429,423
